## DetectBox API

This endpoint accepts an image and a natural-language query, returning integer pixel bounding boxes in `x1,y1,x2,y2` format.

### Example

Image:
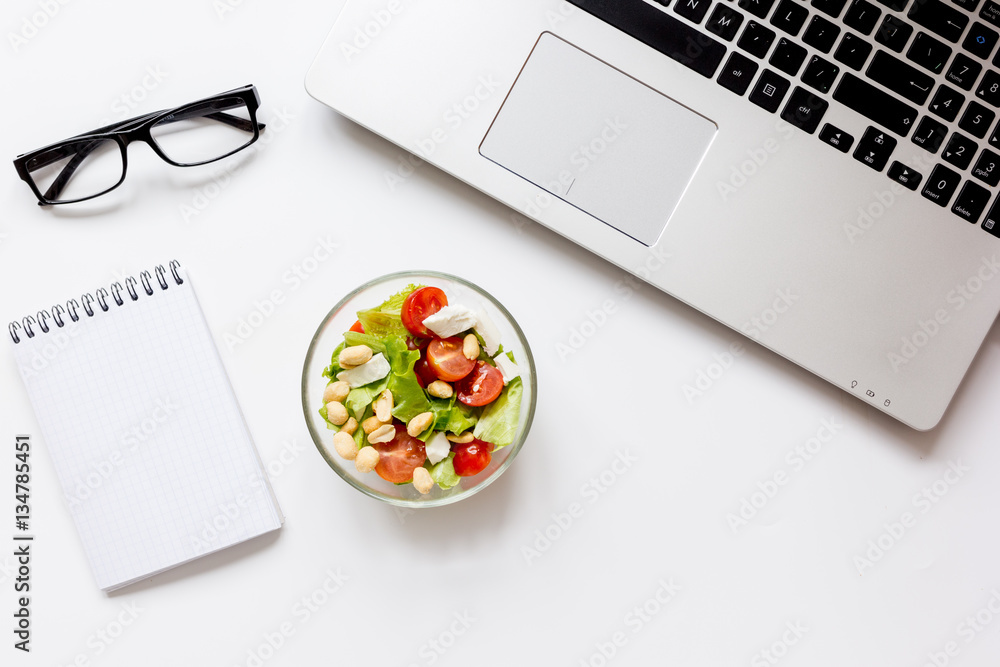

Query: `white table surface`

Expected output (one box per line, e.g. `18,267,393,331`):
3,2,1000,665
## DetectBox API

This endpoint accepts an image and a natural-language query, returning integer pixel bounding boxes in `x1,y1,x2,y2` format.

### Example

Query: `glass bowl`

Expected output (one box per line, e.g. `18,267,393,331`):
301,271,536,508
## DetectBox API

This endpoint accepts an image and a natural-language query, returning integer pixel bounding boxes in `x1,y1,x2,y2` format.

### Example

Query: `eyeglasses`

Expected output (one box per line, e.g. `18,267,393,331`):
13,84,265,206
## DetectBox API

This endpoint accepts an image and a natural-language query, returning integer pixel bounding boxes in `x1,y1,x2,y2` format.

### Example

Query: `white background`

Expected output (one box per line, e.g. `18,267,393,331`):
3,1,1000,666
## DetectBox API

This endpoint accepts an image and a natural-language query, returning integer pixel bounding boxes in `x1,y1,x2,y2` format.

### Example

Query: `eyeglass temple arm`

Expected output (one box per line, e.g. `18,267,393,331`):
41,106,265,202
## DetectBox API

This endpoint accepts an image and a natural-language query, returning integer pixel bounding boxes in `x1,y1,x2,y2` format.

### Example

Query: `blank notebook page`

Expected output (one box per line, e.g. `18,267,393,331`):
11,266,282,591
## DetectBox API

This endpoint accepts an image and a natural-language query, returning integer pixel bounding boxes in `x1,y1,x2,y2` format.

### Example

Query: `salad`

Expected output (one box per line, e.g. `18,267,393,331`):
319,284,523,495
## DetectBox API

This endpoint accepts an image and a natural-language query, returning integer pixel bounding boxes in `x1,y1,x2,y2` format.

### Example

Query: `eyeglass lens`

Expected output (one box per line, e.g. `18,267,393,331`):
150,97,255,165
25,138,124,203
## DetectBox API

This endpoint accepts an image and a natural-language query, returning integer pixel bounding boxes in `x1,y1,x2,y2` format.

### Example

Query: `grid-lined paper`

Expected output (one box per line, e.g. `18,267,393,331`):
11,267,282,591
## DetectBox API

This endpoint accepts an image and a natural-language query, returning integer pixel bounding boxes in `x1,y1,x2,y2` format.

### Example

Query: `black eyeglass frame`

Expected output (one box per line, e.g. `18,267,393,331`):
13,84,265,206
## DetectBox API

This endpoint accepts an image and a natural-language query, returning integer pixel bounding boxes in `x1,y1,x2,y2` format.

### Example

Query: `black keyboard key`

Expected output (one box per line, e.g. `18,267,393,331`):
739,21,776,57
983,1,1000,30
567,0,727,77
876,16,914,53
983,196,1000,236
929,84,965,121
964,22,999,60
942,132,978,169
811,0,849,17
990,122,1000,148
952,181,991,222
780,86,829,132
770,37,808,74
972,147,1000,185
907,32,952,74
875,0,907,10
976,70,1000,106
739,0,777,19
749,69,791,111
947,53,984,91
888,161,923,189
771,0,809,35
954,0,981,10
718,52,760,94
835,33,874,69
802,55,841,92
843,0,881,35
867,50,935,104
819,123,855,151
912,116,949,152
707,4,745,40
853,126,897,170
922,164,962,205
833,73,918,135
676,0,714,24
959,101,996,138
907,0,968,43
803,15,841,52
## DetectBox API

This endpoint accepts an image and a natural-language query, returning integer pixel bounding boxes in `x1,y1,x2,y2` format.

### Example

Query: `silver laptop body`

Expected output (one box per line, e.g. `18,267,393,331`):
306,0,1000,430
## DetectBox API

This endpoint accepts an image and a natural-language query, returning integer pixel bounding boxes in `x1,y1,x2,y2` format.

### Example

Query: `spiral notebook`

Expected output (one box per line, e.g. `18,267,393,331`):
8,262,282,592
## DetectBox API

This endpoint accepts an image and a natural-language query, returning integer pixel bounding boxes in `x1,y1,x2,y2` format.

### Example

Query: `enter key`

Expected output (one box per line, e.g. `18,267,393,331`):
866,50,935,105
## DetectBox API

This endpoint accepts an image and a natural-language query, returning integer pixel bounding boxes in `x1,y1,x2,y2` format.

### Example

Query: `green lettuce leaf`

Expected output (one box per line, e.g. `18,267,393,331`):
342,331,387,354
379,337,432,423
427,453,460,490
356,283,424,338
345,379,388,422
473,377,523,450
322,341,347,379
427,396,478,435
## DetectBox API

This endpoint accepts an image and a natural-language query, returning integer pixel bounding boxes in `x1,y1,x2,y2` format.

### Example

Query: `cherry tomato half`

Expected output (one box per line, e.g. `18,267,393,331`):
401,287,448,338
426,337,476,382
455,361,504,407
413,358,438,388
349,320,365,333
452,438,492,477
373,425,427,484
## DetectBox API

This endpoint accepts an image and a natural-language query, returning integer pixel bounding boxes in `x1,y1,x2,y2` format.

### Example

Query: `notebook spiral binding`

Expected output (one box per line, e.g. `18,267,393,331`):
8,260,184,345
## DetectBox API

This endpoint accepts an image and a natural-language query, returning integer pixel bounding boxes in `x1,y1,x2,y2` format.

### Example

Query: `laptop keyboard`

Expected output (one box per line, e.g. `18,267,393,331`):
567,0,1000,237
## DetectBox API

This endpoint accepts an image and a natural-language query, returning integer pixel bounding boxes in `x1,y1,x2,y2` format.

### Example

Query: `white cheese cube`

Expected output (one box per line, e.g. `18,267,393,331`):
493,353,520,385
475,308,501,356
422,305,478,339
425,432,451,465
336,353,390,388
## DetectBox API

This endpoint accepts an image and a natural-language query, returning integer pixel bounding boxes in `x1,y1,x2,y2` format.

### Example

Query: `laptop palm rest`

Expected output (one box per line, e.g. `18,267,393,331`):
480,32,718,246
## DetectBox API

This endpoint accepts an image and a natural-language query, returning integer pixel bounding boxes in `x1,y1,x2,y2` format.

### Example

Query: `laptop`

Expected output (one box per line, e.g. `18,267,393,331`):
306,0,1000,430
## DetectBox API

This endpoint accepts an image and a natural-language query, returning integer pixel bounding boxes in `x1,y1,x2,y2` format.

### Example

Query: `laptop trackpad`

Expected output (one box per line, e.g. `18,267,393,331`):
480,32,717,246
